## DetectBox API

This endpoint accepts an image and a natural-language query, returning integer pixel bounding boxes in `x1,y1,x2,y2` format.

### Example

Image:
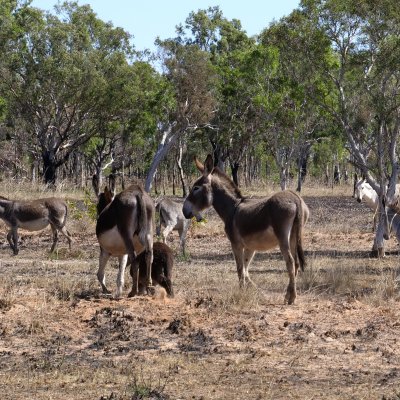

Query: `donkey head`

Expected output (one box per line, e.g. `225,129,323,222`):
182,154,214,221
96,186,115,216
354,179,370,203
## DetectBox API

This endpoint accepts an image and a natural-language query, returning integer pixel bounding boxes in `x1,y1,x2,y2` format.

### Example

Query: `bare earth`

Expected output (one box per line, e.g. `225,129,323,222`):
0,188,400,399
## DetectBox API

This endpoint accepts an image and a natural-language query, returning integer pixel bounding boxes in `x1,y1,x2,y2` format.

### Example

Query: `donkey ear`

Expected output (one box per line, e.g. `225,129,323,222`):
194,157,204,172
203,154,214,176
104,186,114,205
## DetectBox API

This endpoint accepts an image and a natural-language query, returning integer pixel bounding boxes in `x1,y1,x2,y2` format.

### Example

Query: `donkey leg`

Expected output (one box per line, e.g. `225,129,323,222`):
231,244,245,287
10,227,19,255
162,225,174,244
59,226,73,250
97,248,111,294
178,225,187,256
7,230,15,253
279,240,297,305
128,255,140,297
116,254,128,299
50,225,59,253
144,233,154,294
243,249,256,287
290,234,300,277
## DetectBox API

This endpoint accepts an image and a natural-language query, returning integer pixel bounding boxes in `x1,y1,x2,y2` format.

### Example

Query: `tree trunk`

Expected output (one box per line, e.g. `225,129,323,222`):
210,139,227,171
145,124,180,192
42,150,57,186
371,198,387,258
231,161,240,187
176,143,188,197
279,167,287,191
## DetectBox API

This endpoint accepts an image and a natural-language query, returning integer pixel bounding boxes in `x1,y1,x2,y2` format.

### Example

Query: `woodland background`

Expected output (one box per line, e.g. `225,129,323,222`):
0,0,399,198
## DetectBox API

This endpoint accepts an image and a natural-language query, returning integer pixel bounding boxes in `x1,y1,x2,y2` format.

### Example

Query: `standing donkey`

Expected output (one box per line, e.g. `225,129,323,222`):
0,196,72,255
182,155,309,305
95,184,174,298
353,178,400,243
95,183,154,298
155,197,200,256
353,178,380,232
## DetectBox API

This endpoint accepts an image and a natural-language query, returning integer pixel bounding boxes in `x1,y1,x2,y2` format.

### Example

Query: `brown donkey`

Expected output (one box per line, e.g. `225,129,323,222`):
182,155,309,304
0,196,72,255
96,184,154,298
95,185,174,298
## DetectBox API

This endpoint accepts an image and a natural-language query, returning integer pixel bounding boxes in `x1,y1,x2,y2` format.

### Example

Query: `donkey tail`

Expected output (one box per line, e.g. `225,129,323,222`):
136,192,150,249
295,196,306,272
61,201,69,228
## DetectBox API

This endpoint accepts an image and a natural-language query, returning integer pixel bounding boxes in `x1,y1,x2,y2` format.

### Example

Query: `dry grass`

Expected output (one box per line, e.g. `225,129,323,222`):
1,183,400,399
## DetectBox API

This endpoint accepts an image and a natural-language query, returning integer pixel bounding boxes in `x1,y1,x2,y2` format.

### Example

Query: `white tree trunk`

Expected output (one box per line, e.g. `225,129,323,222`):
145,124,179,192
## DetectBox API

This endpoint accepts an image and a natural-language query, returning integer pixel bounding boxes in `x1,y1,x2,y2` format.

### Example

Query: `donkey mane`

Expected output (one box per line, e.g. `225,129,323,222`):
212,167,243,199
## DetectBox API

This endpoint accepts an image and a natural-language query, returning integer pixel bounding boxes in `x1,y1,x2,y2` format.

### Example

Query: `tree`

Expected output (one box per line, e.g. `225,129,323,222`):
0,2,135,184
144,41,217,192
301,0,400,255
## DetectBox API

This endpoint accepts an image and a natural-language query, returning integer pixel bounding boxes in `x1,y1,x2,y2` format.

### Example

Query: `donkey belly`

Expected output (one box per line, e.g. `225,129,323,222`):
241,226,279,251
18,218,49,231
98,226,145,256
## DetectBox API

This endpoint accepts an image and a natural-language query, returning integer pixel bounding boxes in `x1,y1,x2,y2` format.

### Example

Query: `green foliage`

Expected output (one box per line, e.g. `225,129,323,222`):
83,189,98,222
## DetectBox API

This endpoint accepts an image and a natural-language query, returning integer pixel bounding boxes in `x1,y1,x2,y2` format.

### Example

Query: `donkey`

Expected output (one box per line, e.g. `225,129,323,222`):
155,197,196,256
96,186,174,298
182,155,309,305
95,184,154,298
131,241,174,297
354,178,400,243
0,196,72,255
353,178,379,232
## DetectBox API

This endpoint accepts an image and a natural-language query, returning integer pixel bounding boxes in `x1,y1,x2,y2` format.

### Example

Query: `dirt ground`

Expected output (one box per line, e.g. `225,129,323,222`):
1,188,400,399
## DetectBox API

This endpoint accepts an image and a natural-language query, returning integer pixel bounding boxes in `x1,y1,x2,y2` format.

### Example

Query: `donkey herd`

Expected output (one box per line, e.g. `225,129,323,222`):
0,155,398,304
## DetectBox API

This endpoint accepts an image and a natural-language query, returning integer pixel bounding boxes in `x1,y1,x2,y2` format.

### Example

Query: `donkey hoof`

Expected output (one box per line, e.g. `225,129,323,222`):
146,286,156,296
285,292,296,305
127,290,136,298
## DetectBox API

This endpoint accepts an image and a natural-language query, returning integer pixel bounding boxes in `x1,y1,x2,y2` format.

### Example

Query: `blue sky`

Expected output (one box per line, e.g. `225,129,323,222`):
30,0,300,52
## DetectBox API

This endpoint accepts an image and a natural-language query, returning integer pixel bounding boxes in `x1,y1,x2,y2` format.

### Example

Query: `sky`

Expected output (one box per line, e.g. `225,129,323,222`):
30,0,300,52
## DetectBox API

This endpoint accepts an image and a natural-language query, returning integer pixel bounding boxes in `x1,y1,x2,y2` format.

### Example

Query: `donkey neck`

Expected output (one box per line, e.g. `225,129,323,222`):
211,180,242,223
362,187,378,211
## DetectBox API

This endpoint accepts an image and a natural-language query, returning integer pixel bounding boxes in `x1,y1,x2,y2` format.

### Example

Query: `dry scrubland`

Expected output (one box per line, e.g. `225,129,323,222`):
0,182,400,400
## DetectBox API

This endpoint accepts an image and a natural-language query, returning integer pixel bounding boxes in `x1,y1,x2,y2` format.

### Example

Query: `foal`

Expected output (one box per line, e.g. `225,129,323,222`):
183,155,309,305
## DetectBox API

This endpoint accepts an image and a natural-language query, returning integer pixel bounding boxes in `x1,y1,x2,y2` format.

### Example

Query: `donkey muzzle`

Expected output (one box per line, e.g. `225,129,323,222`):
183,201,203,221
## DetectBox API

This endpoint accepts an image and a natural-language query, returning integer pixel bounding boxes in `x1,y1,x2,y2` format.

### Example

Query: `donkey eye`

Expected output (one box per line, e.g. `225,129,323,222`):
193,186,200,192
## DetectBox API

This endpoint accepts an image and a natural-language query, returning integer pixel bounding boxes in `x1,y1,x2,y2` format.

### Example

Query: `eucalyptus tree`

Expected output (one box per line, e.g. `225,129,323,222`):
175,7,266,184
301,0,400,255
144,38,217,192
0,2,136,185
256,10,334,191
83,59,170,189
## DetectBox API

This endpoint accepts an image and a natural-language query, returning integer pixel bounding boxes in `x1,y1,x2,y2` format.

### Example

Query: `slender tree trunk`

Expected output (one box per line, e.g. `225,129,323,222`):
176,143,188,197
280,167,287,191
145,124,180,192
231,161,240,187
371,197,386,257
296,159,303,193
